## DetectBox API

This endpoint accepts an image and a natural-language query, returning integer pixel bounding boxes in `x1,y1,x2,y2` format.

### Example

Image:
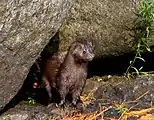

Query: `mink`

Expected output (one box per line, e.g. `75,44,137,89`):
42,51,67,101
57,40,95,106
42,40,95,106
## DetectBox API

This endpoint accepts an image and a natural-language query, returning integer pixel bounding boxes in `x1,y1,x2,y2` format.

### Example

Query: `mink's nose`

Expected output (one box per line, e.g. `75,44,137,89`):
88,54,95,61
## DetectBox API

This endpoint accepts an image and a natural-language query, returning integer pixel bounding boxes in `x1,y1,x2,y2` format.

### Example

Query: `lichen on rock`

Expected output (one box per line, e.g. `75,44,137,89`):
59,0,140,57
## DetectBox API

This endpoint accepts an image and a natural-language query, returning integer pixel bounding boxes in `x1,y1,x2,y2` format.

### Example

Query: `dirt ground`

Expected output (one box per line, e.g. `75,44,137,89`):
0,75,154,120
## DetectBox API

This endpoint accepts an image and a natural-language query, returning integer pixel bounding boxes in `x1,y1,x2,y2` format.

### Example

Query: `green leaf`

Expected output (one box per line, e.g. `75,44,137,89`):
146,47,151,52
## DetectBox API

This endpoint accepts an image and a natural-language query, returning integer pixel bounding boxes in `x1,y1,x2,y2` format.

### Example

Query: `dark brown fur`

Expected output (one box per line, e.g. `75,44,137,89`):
58,40,95,106
42,40,95,105
42,51,67,101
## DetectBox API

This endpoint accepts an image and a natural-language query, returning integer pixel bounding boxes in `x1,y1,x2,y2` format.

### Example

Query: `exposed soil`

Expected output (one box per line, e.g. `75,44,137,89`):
0,75,154,120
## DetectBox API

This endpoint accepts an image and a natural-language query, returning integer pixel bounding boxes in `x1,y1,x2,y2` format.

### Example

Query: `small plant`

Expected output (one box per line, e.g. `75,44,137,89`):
126,0,154,78
28,97,36,105
115,102,129,115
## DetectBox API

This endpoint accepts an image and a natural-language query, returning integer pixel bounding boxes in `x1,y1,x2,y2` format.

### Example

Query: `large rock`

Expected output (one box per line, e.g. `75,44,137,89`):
59,0,140,57
0,0,74,111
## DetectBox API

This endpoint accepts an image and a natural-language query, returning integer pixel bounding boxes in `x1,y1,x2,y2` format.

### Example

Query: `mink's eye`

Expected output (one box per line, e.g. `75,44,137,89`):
83,51,86,54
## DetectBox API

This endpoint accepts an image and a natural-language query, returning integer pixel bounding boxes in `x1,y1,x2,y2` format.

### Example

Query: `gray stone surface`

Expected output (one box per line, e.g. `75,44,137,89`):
59,0,140,57
0,0,74,111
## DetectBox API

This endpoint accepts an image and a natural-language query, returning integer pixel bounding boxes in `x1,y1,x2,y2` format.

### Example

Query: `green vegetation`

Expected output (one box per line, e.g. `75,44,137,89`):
28,97,36,105
115,102,128,115
126,0,154,78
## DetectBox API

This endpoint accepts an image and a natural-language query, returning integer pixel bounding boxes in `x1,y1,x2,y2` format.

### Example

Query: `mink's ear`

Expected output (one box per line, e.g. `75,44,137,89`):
90,41,95,50
72,46,78,55
89,39,96,50
72,43,84,56
88,41,93,47
71,44,79,55
86,41,94,53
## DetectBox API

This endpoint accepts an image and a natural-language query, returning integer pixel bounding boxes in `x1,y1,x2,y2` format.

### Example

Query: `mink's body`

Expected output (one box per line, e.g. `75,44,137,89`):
42,40,95,106
57,40,95,106
42,51,67,101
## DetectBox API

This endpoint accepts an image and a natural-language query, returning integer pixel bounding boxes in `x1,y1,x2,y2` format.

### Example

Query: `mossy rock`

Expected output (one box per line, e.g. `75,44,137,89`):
59,0,141,57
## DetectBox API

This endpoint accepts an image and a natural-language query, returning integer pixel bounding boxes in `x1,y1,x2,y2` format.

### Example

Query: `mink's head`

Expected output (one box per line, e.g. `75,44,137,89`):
69,40,95,62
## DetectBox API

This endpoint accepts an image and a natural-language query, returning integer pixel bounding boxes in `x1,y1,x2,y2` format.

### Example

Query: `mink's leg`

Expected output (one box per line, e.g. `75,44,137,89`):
43,76,52,102
59,86,67,106
72,80,86,107
72,88,82,106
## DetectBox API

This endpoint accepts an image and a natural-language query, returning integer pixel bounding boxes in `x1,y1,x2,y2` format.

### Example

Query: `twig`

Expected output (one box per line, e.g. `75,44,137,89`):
91,106,112,120
134,90,149,102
